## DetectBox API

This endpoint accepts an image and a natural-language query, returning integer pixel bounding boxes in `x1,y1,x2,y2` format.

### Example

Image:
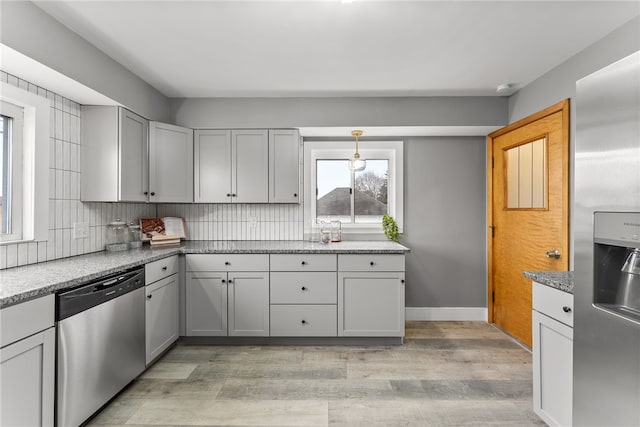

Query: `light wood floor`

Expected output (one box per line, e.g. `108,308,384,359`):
87,321,544,426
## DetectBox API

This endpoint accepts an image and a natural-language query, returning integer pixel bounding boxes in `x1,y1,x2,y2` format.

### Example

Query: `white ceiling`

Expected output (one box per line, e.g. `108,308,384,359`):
34,0,640,99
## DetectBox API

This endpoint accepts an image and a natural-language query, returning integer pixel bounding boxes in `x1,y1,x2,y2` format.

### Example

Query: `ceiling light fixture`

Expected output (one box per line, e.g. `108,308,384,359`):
496,83,513,96
350,130,366,172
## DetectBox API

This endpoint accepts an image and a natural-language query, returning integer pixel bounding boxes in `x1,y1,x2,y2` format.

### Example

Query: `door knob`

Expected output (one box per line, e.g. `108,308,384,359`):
546,249,561,259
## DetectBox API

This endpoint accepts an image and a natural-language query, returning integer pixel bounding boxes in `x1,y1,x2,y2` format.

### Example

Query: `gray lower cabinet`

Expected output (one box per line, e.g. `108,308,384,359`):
145,256,179,364
269,254,338,337
185,254,270,336
337,255,405,337
0,295,55,427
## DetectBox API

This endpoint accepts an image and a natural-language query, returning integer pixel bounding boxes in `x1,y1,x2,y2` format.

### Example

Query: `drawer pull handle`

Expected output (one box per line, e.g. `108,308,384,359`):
162,266,167,271
370,261,375,266
301,261,307,265
301,320,307,325
562,306,572,313
301,286,307,291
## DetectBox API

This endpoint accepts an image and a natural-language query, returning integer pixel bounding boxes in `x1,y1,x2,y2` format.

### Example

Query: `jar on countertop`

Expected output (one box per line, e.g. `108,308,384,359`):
128,222,142,249
105,219,129,251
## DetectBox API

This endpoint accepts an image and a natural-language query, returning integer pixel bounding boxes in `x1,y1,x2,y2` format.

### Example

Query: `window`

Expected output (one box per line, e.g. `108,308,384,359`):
0,83,50,244
304,141,403,237
1,101,24,241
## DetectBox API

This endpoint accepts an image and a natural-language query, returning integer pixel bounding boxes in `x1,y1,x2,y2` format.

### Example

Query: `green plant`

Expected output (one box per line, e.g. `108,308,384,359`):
382,214,400,242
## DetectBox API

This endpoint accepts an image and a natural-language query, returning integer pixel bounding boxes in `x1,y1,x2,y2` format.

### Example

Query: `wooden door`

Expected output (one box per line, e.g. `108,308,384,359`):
488,100,569,347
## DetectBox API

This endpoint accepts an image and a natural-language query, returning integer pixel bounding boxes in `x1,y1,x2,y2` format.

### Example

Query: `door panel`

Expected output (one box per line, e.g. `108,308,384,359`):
488,100,569,347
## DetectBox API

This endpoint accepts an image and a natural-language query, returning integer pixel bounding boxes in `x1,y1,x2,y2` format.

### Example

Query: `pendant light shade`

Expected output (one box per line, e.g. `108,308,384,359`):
350,130,366,172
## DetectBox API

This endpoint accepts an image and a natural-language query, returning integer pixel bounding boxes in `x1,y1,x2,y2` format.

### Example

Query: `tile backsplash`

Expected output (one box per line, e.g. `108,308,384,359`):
0,71,303,270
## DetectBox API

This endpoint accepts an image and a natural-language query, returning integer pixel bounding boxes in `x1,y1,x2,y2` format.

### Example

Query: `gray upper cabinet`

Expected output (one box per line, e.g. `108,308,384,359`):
269,129,300,203
194,129,269,203
81,106,148,202
148,122,194,203
194,129,232,203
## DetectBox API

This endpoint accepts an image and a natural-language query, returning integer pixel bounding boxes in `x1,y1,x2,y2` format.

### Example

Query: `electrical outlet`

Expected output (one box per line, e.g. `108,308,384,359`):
73,222,89,239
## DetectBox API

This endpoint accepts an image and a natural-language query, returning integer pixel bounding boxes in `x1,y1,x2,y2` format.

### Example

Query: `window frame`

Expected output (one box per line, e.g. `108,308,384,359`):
1,101,25,241
304,140,403,238
0,83,50,244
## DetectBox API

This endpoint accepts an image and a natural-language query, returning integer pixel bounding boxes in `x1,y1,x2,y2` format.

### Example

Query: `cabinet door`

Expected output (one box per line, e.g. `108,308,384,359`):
533,310,573,427
149,122,194,203
228,272,269,336
119,108,149,202
194,130,232,203
232,130,268,203
0,328,55,427
146,275,179,364
186,272,227,336
338,272,405,337
268,129,300,203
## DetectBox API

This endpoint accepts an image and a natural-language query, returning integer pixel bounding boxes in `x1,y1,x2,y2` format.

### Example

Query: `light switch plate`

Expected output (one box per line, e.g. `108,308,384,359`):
73,222,89,239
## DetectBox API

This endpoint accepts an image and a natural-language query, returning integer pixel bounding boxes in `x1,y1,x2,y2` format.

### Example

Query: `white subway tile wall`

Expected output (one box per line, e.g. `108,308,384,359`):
0,71,155,270
0,71,304,270
156,203,303,241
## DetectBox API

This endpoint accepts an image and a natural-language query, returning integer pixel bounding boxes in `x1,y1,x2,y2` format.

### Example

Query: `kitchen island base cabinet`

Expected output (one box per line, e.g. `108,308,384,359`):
337,272,405,337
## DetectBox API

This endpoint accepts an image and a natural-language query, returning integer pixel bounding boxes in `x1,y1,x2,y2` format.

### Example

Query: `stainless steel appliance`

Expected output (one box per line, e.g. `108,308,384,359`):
574,50,640,426
56,267,145,427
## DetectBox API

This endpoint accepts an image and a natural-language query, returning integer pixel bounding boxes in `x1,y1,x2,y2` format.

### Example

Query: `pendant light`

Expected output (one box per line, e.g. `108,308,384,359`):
350,129,366,172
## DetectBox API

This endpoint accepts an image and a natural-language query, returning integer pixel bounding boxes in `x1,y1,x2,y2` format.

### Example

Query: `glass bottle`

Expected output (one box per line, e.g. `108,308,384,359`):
330,220,342,242
128,222,142,248
105,219,129,251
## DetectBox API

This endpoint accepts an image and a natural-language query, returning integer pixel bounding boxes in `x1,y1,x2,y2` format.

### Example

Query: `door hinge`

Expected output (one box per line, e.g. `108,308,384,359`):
350,188,353,195
491,157,495,168
316,188,318,196
492,291,495,303
490,226,495,238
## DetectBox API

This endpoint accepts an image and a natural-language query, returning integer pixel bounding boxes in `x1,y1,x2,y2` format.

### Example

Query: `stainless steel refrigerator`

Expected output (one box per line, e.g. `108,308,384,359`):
574,50,640,426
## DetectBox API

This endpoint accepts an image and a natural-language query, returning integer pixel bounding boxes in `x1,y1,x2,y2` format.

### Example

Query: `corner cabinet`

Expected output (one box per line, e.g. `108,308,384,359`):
145,256,179,365
0,295,55,427
532,281,573,427
337,254,405,337
81,106,149,202
269,129,300,203
149,122,194,203
185,254,270,336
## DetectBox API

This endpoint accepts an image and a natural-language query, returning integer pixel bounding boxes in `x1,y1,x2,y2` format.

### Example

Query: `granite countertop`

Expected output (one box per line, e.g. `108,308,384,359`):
0,240,409,308
523,271,574,294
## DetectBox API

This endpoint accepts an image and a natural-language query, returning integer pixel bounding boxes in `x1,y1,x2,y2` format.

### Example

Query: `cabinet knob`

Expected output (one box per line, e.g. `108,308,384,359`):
227,279,233,284
221,279,226,283
301,261,307,265
301,286,307,291
150,191,156,196
226,193,231,197
162,266,167,271
143,191,148,195
147,294,152,299
232,193,237,197
401,279,405,284
293,193,298,197
301,320,307,325
562,306,572,313
370,261,375,266
225,261,230,266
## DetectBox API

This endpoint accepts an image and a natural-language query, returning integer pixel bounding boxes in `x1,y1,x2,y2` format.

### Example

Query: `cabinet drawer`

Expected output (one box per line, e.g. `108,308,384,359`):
270,254,337,271
186,254,269,272
145,255,179,284
270,305,337,336
533,281,574,327
1,294,54,348
270,272,337,304
338,254,405,272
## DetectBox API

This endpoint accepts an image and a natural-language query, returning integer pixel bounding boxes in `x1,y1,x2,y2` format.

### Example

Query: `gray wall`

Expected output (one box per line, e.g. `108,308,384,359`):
0,1,171,121
403,136,487,308
171,96,507,128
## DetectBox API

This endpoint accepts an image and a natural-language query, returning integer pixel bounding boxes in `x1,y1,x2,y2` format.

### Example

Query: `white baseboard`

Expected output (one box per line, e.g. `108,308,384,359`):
405,307,488,321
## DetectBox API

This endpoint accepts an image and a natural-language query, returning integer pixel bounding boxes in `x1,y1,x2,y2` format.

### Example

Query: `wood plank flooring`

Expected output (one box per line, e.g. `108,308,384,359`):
87,321,544,426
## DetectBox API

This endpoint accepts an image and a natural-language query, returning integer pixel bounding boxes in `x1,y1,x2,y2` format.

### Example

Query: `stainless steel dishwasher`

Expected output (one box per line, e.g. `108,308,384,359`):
56,266,145,427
